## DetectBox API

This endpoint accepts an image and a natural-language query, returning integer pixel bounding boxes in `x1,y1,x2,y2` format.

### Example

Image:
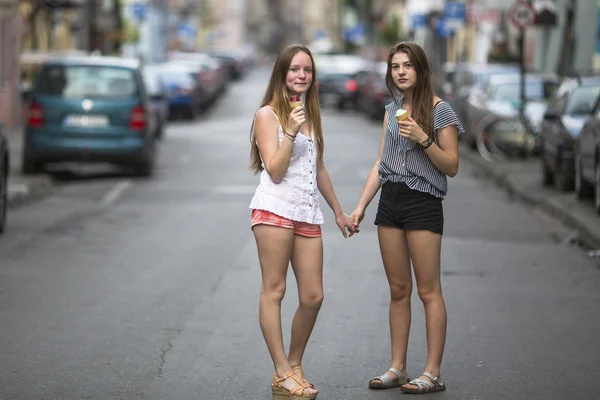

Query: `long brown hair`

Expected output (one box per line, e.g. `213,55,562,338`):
386,42,434,137
250,45,323,174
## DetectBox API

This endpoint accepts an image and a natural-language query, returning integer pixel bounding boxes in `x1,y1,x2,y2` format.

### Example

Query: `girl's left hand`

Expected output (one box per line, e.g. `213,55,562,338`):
336,213,359,238
398,117,428,144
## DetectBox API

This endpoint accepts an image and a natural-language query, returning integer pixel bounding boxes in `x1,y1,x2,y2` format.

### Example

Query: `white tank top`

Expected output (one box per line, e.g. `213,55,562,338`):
249,106,324,224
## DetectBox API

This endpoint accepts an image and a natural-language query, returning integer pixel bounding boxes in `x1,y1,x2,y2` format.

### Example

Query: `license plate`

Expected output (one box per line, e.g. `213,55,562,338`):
65,114,109,127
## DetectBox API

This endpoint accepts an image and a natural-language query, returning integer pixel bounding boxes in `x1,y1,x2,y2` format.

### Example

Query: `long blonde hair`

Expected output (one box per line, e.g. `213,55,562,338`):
250,45,323,174
386,42,435,137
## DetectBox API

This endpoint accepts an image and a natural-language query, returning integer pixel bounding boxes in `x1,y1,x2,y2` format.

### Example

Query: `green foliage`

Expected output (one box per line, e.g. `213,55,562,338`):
378,15,401,47
123,18,140,43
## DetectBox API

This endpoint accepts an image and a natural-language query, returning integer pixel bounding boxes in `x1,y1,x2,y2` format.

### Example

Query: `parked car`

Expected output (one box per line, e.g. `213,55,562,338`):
22,55,157,176
142,65,169,139
0,123,8,234
158,64,207,120
355,61,392,120
463,73,559,153
540,76,600,191
315,54,372,109
447,63,520,125
575,97,600,213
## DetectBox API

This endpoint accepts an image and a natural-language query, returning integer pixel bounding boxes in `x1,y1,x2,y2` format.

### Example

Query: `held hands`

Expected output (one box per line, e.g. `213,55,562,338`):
287,106,306,136
398,117,428,144
336,213,360,238
350,208,365,232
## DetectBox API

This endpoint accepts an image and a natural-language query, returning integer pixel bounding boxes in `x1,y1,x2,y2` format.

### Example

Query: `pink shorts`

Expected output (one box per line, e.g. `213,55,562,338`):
251,209,322,238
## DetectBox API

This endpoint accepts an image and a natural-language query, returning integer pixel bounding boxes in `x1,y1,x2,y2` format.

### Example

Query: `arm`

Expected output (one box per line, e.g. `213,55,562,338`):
317,161,356,237
352,110,387,224
422,125,459,177
254,107,305,182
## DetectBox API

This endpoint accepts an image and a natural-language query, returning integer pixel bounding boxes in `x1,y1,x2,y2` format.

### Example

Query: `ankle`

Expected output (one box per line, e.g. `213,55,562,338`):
423,368,441,378
275,364,293,378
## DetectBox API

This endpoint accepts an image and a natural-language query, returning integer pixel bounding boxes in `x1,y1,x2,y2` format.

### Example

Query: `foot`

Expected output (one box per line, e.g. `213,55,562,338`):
368,367,409,389
401,372,445,393
275,371,318,396
292,365,314,388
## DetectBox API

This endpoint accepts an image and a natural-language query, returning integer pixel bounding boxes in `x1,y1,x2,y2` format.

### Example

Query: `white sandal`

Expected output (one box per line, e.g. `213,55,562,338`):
400,372,446,393
368,367,408,389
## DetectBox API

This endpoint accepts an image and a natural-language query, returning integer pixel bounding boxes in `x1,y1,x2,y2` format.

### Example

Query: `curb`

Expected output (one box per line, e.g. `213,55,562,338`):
460,145,600,250
7,174,54,208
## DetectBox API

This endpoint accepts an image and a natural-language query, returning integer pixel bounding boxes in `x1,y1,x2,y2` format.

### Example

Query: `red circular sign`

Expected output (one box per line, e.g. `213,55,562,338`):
508,1,536,30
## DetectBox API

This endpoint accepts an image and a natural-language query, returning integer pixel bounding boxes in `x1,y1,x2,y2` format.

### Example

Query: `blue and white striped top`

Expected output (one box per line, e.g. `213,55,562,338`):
379,99,465,199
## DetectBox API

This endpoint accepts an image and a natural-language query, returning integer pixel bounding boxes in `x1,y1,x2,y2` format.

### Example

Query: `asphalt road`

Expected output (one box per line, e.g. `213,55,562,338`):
1,68,599,400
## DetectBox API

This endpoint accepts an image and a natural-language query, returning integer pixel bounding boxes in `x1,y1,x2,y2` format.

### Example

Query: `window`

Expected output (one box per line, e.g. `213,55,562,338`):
37,65,139,98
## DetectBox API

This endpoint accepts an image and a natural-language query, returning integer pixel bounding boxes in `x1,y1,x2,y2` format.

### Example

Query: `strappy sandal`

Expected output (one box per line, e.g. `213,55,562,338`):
272,370,317,399
292,365,314,389
368,367,409,389
400,372,446,394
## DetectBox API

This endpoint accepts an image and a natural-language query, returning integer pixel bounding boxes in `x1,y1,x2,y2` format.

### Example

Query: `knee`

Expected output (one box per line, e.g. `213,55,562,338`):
299,291,324,311
261,283,286,304
417,285,442,304
390,281,412,302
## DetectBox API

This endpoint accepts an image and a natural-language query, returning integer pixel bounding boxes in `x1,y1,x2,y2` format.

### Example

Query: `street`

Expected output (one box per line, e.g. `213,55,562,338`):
1,68,599,400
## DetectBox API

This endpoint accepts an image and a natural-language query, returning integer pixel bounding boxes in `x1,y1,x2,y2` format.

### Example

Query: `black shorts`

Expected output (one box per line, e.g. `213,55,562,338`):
375,181,444,235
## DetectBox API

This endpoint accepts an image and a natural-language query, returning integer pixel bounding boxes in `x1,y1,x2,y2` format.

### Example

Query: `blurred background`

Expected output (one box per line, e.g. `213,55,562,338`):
2,0,600,214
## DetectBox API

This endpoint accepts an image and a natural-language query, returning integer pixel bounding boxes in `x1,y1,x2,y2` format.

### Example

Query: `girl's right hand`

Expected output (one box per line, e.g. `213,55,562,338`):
287,106,306,135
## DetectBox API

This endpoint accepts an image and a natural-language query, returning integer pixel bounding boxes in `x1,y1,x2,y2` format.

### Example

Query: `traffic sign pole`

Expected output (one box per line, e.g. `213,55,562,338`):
508,0,536,122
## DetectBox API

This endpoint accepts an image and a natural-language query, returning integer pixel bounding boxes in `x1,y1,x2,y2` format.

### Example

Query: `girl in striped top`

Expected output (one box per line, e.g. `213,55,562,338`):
351,42,464,394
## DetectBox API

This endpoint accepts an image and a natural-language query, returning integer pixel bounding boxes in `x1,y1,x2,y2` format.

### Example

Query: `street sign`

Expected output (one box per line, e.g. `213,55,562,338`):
508,0,536,30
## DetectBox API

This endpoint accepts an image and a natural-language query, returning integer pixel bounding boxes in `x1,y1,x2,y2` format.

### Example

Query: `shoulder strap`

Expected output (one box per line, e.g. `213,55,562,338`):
433,99,443,110
265,105,281,125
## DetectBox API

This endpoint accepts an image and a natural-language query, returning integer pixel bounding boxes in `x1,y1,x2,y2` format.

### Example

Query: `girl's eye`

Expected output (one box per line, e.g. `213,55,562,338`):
291,68,299,72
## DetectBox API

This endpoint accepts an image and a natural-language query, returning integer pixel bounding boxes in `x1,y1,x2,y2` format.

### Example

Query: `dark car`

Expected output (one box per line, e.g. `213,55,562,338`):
22,55,157,176
143,65,169,139
315,55,372,110
540,76,600,191
575,96,600,213
355,62,392,120
158,65,206,120
0,123,8,234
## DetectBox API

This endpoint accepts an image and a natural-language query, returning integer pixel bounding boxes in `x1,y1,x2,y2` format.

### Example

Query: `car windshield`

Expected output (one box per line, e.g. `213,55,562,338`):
490,81,558,102
36,65,138,98
565,85,600,115
159,70,196,86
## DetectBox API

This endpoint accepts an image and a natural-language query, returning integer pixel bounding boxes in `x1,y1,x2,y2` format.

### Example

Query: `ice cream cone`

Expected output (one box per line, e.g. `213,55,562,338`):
395,109,408,122
290,95,302,108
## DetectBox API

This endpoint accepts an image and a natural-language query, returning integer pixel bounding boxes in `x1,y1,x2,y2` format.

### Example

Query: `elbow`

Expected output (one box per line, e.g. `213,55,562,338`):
265,167,284,183
447,164,459,178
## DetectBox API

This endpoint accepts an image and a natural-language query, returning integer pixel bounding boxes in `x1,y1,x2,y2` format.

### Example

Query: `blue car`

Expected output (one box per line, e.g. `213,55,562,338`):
22,56,157,176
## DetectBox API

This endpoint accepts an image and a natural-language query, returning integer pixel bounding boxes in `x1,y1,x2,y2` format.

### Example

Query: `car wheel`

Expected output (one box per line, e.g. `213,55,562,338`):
554,155,573,192
21,156,44,175
541,152,554,186
595,162,600,214
0,171,6,234
575,153,593,199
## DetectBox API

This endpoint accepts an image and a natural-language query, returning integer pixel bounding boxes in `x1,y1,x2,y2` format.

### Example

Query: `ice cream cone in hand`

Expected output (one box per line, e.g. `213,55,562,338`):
395,109,408,122
290,95,302,108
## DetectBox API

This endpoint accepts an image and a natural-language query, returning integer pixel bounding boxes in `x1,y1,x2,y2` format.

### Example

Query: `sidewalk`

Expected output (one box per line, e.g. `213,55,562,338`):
6,128,54,207
460,144,600,250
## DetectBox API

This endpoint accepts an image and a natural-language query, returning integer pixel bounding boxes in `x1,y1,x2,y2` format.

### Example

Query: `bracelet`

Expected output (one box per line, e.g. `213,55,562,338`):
284,132,296,142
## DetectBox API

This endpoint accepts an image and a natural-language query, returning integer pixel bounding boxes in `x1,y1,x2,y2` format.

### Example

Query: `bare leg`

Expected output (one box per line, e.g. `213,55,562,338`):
370,225,412,385
287,235,323,394
403,229,446,389
253,225,316,396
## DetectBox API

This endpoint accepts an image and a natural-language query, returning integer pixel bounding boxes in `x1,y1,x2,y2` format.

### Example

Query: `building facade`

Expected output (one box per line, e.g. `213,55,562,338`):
0,0,20,130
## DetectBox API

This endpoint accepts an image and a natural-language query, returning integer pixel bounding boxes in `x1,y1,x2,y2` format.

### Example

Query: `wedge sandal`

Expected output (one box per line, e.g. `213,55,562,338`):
272,370,317,399
400,372,446,394
368,367,409,389
292,365,314,389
